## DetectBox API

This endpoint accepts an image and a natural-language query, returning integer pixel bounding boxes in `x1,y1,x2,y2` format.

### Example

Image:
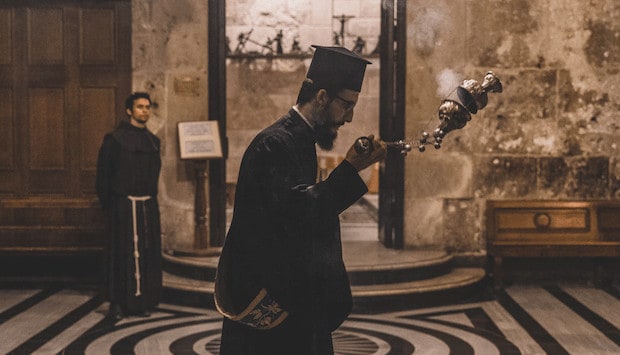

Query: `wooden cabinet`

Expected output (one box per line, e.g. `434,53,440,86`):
486,200,620,289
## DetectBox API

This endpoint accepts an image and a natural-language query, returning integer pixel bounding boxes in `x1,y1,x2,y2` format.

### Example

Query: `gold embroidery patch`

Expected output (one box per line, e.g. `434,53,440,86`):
219,288,289,330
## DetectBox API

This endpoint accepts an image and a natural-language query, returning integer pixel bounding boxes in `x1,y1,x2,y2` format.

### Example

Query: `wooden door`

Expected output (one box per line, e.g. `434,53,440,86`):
0,1,130,255
0,0,130,198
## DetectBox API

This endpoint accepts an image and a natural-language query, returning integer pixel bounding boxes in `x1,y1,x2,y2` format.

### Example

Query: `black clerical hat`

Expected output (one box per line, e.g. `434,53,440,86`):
306,45,372,92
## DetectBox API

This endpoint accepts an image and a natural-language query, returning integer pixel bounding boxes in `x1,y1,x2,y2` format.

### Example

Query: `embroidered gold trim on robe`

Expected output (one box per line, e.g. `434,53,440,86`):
214,242,288,330
216,287,288,329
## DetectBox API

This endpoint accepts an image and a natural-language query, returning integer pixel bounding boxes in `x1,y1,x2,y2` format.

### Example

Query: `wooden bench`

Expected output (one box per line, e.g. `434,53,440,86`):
0,198,106,282
486,200,620,290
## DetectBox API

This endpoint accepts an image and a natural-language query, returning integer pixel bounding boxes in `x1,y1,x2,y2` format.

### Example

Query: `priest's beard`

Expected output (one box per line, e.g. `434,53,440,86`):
313,107,338,150
315,124,337,150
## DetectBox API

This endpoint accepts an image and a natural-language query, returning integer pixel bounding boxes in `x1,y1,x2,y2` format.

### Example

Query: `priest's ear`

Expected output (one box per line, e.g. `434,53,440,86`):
315,88,331,108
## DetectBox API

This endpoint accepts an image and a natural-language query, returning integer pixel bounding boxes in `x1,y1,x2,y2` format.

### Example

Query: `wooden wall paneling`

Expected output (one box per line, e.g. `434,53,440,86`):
0,9,11,64
65,205,105,228
78,2,131,194
13,6,27,196
0,8,17,194
14,207,63,225
0,1,129,264
113,2,131,122
28,88,66,193
79,88,116,193
26,6,68,195
28,88,65,169
0,89,15,169
27,8,63,65
64,6,80,197
79,8,115,65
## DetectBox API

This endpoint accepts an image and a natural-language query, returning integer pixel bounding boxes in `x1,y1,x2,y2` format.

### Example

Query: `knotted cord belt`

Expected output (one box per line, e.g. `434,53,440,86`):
128,195,151,296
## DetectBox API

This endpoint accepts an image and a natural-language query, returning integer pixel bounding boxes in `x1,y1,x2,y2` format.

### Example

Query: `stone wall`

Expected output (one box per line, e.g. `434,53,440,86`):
405,0,620,253
131,0,620,256
132,0,210,252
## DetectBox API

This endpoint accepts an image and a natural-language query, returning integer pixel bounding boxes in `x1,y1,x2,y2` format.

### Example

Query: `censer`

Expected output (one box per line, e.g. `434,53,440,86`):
354,71,503,155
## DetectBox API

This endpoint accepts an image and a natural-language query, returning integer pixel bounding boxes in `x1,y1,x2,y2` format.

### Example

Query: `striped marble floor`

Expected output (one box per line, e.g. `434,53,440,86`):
0,284,618,354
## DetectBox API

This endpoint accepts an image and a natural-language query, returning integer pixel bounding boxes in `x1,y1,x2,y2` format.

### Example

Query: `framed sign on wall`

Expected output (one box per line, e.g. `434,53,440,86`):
178,121,223,159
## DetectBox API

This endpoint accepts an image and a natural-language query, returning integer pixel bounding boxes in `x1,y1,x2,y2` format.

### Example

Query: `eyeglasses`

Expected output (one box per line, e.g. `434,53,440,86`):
334,95,356,111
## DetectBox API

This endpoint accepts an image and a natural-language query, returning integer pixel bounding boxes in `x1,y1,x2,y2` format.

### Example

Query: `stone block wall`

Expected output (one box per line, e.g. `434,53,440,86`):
406,0,620,253
132,0,210,251
130,0,619,255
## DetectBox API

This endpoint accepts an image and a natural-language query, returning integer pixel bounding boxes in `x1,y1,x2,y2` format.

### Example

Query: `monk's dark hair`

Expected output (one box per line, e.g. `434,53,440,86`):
125,92,152,115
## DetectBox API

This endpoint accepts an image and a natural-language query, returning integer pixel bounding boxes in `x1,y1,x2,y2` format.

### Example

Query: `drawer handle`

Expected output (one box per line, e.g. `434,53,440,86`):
534,213,551,228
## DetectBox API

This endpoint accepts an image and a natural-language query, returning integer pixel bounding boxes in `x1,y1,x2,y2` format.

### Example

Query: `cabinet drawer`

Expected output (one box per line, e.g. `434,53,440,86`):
490,206,595,242
496,208,589,232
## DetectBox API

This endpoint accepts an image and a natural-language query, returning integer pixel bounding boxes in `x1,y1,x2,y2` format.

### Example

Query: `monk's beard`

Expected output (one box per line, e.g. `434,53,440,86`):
312,105,337,150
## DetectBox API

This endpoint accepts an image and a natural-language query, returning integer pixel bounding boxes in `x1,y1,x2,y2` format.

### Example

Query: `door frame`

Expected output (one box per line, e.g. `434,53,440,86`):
208,0,227,247
378,0,406,248
207,0,407,248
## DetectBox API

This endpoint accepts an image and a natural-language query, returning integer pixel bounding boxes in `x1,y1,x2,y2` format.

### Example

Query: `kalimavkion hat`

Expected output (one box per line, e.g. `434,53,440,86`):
306,45,372,92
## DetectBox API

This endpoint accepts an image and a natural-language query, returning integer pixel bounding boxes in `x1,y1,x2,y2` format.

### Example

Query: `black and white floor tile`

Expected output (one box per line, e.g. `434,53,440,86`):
0,284,618,354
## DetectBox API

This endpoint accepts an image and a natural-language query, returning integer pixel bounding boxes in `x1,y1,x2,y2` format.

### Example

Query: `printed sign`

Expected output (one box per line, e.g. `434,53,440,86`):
178,121,223,159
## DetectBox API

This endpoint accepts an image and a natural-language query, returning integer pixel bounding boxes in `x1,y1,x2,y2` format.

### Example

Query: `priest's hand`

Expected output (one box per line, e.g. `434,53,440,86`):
345,134,387,171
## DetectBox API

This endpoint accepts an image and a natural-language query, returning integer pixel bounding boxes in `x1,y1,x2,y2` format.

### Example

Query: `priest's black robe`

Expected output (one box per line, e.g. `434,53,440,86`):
96,120,162,314
216,109,368,354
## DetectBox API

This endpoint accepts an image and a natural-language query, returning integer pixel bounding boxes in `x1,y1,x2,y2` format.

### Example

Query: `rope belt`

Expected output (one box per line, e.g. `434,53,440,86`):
128,195,151,296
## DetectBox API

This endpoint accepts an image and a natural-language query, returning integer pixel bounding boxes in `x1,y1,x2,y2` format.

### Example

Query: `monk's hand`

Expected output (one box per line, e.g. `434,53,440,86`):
345,135,387,171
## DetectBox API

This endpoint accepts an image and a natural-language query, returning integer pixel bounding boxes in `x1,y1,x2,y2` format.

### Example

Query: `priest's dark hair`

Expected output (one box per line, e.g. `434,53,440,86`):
125,92,152,116
295,78,340,105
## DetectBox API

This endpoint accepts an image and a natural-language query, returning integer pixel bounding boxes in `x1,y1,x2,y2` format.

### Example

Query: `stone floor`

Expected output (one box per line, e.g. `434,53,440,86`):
3,194,620,354
1,283,618,354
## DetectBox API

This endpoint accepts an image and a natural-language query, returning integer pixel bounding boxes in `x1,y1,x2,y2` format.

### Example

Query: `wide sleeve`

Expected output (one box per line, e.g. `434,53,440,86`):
301,160,368,215
95,134,116,211
261,139,368,237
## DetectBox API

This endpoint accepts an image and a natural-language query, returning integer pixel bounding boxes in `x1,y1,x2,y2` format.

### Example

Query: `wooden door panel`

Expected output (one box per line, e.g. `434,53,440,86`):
79,8,116,65
27,8,64,65
79,90,116,194
0,89,15,169
29,88,65,169
0,9,11,64
29,88,66,194
0,8,16,194
79,87,116,194
80,88,115,168
0,87,17,194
